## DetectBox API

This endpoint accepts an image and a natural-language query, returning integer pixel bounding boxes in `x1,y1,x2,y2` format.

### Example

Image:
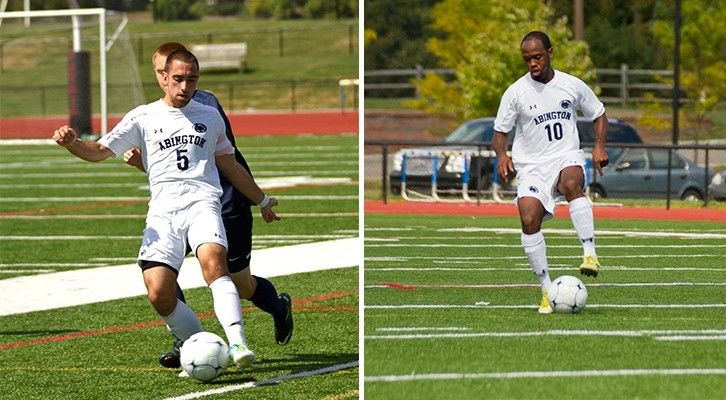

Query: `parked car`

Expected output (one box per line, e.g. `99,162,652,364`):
589,148,713,201
708,170,726,201
389,117,642,195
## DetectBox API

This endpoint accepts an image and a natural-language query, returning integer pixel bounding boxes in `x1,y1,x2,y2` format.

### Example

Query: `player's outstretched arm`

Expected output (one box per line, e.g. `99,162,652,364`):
492,131,515,182
591,113,609,176
52,125,114,162
215,153,281,223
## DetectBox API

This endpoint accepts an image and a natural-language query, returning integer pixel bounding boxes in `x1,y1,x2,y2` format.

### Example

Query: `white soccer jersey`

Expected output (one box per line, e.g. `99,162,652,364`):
493,70,604,172
98,99,234,210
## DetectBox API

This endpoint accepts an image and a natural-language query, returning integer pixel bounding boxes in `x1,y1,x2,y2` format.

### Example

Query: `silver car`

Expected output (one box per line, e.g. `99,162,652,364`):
589,148,713,201
708,170,726,201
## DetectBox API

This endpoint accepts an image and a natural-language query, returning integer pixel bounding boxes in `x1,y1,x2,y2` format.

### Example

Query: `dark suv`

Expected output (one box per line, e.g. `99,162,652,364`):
389,117,642,195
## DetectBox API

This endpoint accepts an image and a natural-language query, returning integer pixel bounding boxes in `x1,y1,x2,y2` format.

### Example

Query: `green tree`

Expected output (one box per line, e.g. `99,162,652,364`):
409,0,597,120
363,0,438,70
650,0,725,121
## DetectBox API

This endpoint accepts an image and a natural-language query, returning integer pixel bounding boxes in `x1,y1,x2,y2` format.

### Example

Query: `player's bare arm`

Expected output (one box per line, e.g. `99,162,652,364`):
123,148,145,172
493,130,515,182
53,125,114,162
215,153,280,223
591,113,609,176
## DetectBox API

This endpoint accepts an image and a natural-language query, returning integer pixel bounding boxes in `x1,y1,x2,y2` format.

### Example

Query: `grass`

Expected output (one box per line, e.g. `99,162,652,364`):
0,134,359,399
0,18,358,116
364,213,726,399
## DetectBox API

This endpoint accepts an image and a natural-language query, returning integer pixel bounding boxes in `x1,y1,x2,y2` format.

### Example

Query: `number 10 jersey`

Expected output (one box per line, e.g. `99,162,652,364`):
493,70,604,172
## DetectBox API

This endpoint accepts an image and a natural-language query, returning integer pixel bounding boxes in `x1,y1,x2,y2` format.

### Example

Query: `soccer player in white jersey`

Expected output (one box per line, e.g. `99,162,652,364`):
52,49,278,370
492,31,609,314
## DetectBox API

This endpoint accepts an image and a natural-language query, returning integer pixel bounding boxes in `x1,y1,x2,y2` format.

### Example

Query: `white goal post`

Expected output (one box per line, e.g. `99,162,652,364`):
0,7,110,134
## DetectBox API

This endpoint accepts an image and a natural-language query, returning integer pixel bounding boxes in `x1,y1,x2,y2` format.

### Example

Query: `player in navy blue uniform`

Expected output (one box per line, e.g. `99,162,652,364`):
125,42,293,368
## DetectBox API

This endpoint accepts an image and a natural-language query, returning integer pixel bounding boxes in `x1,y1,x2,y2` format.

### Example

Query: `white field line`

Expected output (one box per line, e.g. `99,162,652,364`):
365,235,724,241
0,234,356,241
0,172,140,178
250,170,357,176
366,329,726,340
437,227,726,239
366,266,725,272
0,212,357,220
367,243,726,248
0,183,146,189
0,160,358,169
0,263,109,268
0,269,53,274
365,368,726,383
0,176,352,190
376,327,472,332
0,151,356,160
0,195,357,202
365,303,726,310
654,335,726,341
365,282,726,289
163,361,359,400
365,254,721,262
0,237,360,316
241,160,358,166
0,141,352,150
0,171,356,178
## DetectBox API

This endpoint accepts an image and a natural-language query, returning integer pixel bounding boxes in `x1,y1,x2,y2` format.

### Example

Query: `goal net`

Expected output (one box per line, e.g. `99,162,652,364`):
0,8,144,137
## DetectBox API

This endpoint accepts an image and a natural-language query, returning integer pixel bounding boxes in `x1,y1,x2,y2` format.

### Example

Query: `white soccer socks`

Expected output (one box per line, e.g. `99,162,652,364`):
163,299,203,341
569,196,596,257
209,275,248,347
521,231,551,292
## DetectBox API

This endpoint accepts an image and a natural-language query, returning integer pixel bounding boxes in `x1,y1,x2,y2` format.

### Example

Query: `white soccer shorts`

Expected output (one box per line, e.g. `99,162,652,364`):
138,199,228,271
515,150,586,218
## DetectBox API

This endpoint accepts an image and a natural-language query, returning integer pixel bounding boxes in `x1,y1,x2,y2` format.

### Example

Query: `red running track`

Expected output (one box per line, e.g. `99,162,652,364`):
0,111,358,139
365,200,726,222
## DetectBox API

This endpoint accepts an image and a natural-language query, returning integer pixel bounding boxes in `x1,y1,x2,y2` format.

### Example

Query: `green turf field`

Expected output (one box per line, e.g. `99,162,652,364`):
364,214,726,399
0,134,359,399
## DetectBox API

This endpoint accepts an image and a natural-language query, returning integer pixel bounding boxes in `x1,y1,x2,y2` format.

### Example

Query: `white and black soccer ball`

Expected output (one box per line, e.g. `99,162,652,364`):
548,275,588,313
180,331,229,382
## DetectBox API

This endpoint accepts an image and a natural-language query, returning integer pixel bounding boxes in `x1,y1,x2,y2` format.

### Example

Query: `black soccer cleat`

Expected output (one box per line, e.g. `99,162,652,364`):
159,337,183,369
275,293,294,345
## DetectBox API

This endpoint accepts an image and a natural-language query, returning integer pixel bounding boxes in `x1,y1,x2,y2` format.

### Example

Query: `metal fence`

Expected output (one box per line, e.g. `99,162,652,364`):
364,140,726,209
0,78,358,116
364,64,679,105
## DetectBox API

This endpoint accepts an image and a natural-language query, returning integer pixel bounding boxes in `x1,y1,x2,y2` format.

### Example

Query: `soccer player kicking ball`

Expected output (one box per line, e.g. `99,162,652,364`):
124,42,294,370
492,31,609,314
53,49,278,370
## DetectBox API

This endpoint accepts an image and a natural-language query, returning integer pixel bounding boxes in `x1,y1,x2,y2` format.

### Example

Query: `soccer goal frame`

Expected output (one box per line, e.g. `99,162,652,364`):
0,7,110,134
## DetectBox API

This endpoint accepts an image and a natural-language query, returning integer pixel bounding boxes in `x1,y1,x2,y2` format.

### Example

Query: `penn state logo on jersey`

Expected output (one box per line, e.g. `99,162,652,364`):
529,186,539,193
193,123,207,133
560,99,572,109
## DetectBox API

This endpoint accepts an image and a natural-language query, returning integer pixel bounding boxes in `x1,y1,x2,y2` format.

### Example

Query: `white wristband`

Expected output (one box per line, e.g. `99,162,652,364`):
258,193,271,208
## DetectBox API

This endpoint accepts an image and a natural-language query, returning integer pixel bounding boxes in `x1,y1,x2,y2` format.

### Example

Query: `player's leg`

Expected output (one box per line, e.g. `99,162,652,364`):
140,263,203,343
189,201,254,368
158,254,189,369
195,242,255,368
517,195,552,314
557,165,600,277
138,214,203,366
226,211,293,345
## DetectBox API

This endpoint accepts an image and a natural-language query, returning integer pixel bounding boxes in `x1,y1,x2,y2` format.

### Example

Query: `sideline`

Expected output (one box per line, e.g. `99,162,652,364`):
0,238,360,316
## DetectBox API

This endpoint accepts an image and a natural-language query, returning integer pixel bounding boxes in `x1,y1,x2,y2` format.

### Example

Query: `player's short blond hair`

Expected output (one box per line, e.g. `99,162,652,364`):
152,42,188,64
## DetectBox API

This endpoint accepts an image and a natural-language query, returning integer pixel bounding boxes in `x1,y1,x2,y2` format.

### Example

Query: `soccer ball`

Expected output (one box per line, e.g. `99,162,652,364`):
548,275,588,313
180,331,229,382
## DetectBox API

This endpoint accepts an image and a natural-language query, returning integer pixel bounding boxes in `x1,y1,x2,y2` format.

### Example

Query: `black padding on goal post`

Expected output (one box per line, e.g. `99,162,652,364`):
68,51,92,135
